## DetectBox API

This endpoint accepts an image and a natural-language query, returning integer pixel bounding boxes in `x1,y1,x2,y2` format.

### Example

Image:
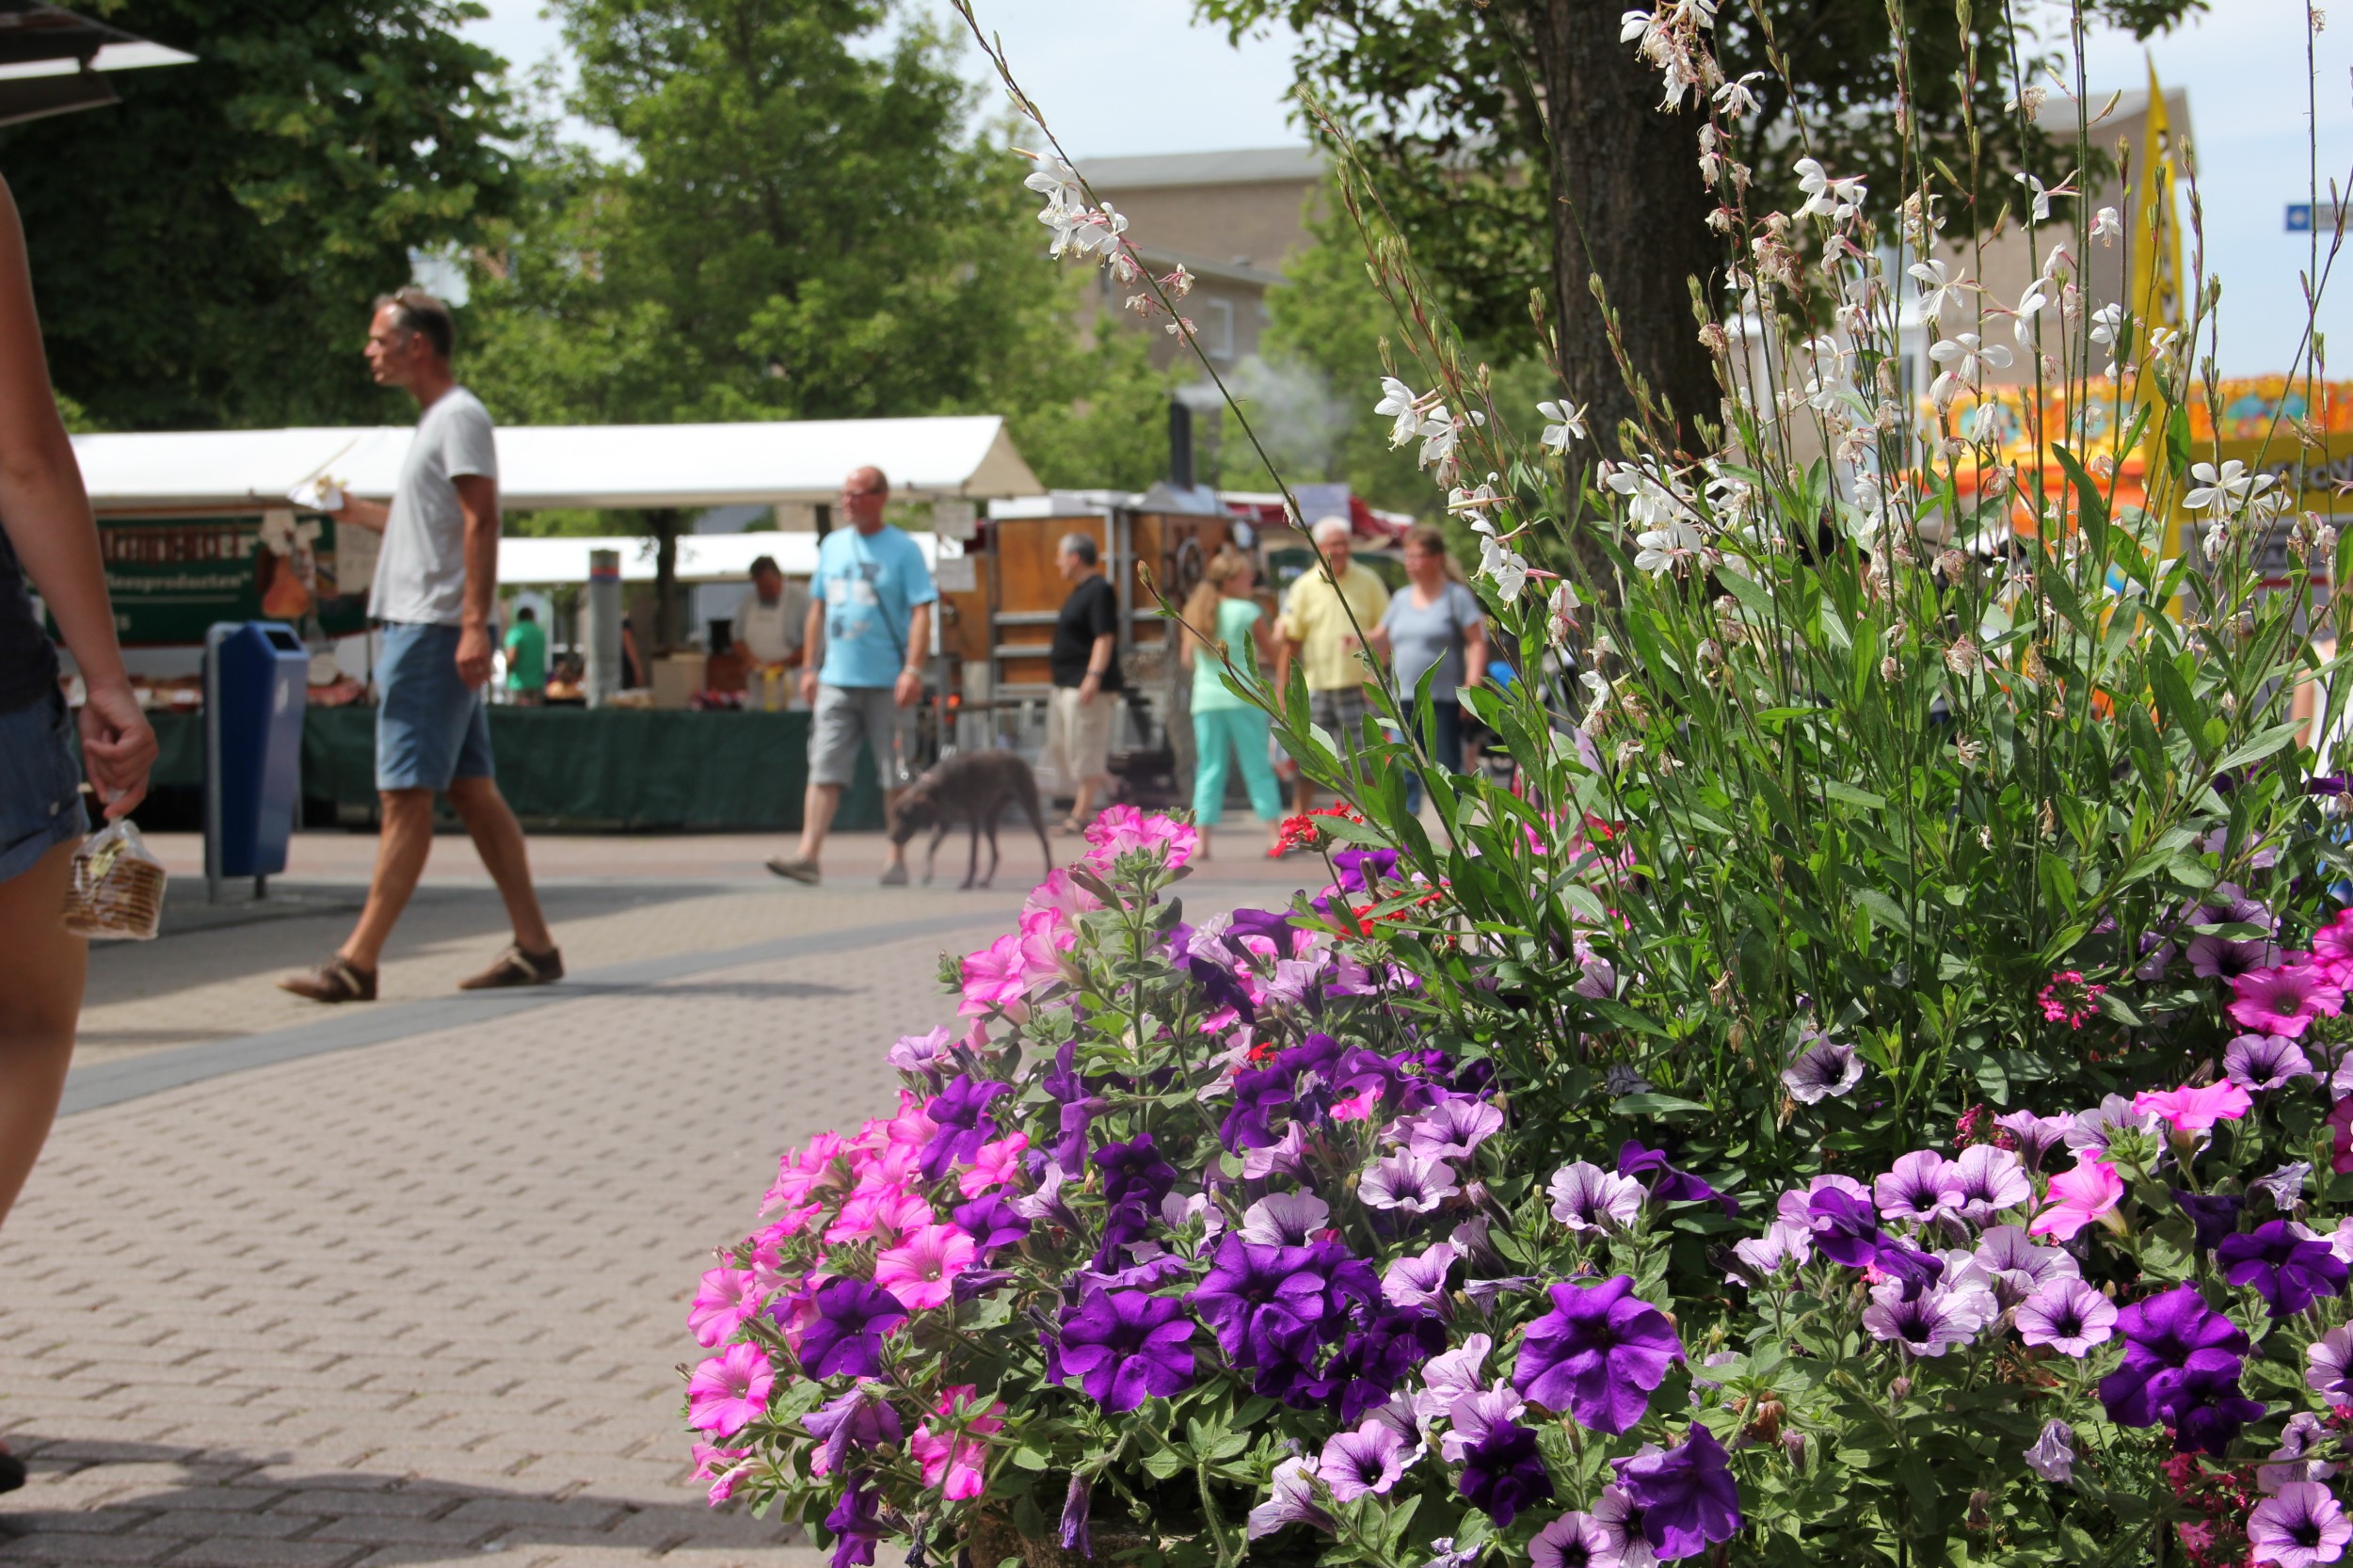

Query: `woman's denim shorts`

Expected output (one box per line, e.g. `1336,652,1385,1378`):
0,690,87,885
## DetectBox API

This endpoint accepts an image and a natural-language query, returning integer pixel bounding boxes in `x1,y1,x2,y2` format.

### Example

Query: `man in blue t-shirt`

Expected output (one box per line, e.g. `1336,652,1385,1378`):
765,466,936,887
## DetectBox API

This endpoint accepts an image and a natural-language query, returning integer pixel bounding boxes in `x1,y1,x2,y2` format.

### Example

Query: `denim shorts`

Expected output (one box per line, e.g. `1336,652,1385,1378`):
0,689,88,885
376,621,495,792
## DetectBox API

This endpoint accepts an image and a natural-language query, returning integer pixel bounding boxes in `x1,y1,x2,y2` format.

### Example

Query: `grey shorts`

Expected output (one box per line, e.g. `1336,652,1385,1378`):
1308,686,1369,758
0,690,87,885
809,683,907,788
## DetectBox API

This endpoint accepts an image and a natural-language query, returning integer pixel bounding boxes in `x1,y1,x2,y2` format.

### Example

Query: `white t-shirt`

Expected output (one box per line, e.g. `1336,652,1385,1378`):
736,581,809,664
369,387,499,626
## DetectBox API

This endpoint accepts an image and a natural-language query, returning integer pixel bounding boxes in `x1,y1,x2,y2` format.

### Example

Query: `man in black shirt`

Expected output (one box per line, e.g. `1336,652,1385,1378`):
1045,532,1121,832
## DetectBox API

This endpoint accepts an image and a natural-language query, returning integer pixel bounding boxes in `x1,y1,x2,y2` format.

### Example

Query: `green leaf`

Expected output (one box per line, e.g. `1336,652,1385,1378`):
1612,1093,1711,1117
1820,780,1887,809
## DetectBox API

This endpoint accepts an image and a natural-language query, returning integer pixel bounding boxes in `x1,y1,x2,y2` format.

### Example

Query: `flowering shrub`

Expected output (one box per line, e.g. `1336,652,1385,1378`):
685,816,2353,1564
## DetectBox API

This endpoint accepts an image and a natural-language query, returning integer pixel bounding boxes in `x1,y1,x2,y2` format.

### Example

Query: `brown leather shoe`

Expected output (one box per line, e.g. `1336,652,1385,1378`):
457,944,565,991
278,953,377,1003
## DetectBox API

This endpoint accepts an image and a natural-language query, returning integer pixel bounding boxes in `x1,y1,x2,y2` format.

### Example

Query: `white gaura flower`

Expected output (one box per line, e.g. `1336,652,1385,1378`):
2185,459,2255,514
1908,259,1968,323
1928,332,2011,405
1545,581,1582,647
1416,408,1484,474
1374,377,1423,449
1672,0,1718,25
2016,171,2054,223
2090,206,2122,245
1712,71,1763,118
1476,534,1529,601
2089,303,2125,347
1795,156,1866,222
1634,518,1705,575
1620,8,1656,43
2011,280,2053,348
1447,478,1504,527
1021,154,1081,203
1537,399,1589,452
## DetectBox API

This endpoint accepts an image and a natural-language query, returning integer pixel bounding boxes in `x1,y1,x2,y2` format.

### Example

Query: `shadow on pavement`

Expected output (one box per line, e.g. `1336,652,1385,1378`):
0,1436,807,1563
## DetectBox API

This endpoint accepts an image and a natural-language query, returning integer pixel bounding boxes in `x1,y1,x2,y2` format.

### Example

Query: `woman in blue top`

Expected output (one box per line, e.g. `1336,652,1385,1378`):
0,175,156,1492
1371,525,1487,809
1180,548,1286,858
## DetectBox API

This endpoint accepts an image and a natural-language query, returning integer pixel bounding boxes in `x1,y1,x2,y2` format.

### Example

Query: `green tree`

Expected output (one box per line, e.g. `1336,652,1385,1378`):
465,0,1170,637
0,0,518,430
1200,0,2201,471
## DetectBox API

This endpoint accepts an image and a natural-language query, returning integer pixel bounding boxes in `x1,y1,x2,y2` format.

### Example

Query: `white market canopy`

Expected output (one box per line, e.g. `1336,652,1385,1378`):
497,530,947,587
72,415,1042,515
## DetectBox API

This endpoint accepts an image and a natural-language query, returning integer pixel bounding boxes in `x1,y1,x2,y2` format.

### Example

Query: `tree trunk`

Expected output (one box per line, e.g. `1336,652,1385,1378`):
649,507,682,650
1519,0,1724,464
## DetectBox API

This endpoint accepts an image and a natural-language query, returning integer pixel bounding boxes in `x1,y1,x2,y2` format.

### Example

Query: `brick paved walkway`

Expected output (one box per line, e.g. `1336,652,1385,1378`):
0,832,1307,1567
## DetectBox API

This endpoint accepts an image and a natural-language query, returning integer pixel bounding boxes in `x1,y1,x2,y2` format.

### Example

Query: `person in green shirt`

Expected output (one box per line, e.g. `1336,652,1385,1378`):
1179,548,1286,858
503,605,547,706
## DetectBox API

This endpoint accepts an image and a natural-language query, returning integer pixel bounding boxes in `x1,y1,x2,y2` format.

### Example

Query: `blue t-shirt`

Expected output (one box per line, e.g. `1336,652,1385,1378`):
815,525,937,689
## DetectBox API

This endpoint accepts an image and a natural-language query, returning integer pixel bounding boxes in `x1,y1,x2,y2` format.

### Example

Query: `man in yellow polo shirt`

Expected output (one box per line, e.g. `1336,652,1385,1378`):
1275,515,1391,812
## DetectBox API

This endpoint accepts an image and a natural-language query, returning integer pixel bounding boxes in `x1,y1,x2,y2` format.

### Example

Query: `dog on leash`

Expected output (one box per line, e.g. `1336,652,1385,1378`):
888,750,1054,889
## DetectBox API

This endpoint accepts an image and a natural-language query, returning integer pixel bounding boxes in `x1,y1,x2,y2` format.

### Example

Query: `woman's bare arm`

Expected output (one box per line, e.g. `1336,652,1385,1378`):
0,177,152,816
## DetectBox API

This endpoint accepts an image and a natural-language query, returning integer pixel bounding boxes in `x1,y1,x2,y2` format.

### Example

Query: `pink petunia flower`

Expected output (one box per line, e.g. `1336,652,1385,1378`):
827,1186,935,1248
885,1091,939,1150
1330,1086,1383,1123
687,1266,769,1349
1082,805,1200,870
686,1343,776,1437
909,1384,1006,1501
874,1223,978,1310
2134,1081,2254,1138
762,1132,850,1214
2312,909,2353,982
2330,1097,2353,1176
958,910,1078,1018
2230,963,2347,1037
691,1443,754,1507
960,1133,1031,1198
2027,1150,2126,1241
1023,867,1105,923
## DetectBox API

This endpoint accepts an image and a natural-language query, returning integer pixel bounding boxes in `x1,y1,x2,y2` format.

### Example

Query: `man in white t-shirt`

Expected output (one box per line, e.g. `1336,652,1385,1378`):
734,553,808,706
279,288,559,1004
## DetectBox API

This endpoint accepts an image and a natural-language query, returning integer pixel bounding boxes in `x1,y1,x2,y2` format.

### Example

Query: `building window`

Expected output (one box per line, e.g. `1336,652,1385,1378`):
1200,297,1235,360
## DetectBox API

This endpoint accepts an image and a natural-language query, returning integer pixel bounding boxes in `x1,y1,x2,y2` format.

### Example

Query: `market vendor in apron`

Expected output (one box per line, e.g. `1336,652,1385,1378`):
735,553,808,709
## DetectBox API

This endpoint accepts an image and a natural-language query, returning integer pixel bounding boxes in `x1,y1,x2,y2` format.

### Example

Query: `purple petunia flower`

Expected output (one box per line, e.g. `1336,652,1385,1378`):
1874,1150,1964,1227
797,1278,909,1380
1974,1225,2079,1309
2170,1358,2267,1456
2310,1325,2353,1401
824,1475,883,1568
1617,1142,1736,1215
2255,1162,2313,1211
2187,885,2280,978
1401,1098,1505,1162
2174,1190,2249,1252
1995,1111,2076,1170
1548,1161,1646,1233
1591,1488,1651,1567
1360,1149,1461,1213
2248,1481,2353,1568
888,1026,952,1077
1241,1192,1331,1246
803,1383,904,1477
1193,1237,1329,1368
1728,1221,1812,1285
1241,1122,1310,1181
1319,1416,1418,1500
1453,1405,1553,1528
1053,1289,1196,1412
1612,1424,1743,1560
1414,1334,1496,1426
1806,1186,1888,1269
2098,1286,2251,1429
1384,1241,1460,1312
922,1075,1013,1181
2066,1095,2160,1157
2024,1419,2075,1484
1094,1133,1178,1211
1869,1242,1949,1303
952,1196,1031,1256
1862,1276,1994,1356
1529,1512,1613,1568
1245,1457,1333,1540
1780,1034,1863,1104
2217,1221,2350,1317
1513,1275,1686,1435
2259,1412,2342,1495
1060,1475,1093,1558
2014,1277,2118,1356
1949,1144,2032,1227
2227,1032,2317,1091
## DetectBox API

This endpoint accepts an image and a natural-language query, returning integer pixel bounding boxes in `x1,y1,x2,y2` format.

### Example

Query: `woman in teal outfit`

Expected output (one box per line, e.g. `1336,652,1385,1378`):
1180,548,1287,858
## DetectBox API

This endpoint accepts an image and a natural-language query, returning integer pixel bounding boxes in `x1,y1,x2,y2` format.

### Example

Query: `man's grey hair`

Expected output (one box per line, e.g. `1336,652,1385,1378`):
1309,515,1353,546
1059,532,1099,567
374,286,455,360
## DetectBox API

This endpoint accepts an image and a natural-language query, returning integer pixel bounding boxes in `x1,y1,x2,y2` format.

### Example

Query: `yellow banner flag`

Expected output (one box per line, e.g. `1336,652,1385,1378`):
2128,56,2185,334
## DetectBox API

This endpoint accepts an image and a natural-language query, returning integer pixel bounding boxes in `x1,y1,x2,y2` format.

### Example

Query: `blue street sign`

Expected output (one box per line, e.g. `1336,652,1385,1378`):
2291,203,2314,232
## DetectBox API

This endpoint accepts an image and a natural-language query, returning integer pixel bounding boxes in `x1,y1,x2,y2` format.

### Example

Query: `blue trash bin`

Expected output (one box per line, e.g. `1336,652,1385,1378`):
203,621,309,899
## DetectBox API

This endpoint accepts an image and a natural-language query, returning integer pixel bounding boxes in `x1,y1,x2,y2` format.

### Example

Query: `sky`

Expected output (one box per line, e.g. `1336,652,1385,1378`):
461,0,2347,376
